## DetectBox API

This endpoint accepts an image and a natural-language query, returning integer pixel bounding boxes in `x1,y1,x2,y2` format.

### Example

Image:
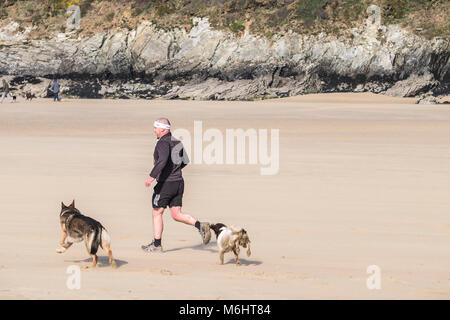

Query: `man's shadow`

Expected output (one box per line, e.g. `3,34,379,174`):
65,256,128,268
165,242,262,266
164,242,217,253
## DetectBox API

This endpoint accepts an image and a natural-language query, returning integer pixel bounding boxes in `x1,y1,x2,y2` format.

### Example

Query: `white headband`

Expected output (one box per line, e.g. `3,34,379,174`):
154,121,171,130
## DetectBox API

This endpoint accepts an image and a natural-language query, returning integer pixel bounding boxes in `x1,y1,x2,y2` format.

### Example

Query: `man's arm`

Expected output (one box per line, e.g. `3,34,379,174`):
145,141,170,187
180,146,189,169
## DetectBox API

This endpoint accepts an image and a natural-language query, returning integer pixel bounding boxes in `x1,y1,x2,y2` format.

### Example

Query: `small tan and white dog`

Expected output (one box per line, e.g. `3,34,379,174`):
210,223,251,265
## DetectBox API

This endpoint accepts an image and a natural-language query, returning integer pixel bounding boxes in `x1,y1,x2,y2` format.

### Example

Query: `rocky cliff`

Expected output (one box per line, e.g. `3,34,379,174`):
0,11,449,101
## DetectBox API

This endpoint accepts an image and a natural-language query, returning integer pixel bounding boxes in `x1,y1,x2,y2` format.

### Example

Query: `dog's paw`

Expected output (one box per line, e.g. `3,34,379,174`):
56,248,65,254
111,262,117,269
235,261,242,266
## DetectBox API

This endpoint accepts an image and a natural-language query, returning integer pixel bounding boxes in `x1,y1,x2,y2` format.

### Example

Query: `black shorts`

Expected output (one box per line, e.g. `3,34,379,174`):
152,180,184,209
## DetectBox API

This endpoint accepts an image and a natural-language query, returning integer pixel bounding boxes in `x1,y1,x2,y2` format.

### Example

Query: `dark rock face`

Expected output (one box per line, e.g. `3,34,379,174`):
0,14,448,100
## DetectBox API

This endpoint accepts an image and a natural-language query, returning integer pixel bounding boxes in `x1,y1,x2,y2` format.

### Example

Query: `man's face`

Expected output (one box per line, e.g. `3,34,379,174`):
153,126,167,139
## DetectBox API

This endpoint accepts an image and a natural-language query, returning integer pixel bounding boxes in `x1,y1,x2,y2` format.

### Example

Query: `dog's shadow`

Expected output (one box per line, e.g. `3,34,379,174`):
166,242,263,266
65,256,128,269
223,259,262,266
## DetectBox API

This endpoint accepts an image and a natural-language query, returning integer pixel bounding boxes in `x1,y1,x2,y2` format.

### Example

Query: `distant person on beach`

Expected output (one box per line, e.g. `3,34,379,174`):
141,118,211,252
0,79,13,103
51,79,62,102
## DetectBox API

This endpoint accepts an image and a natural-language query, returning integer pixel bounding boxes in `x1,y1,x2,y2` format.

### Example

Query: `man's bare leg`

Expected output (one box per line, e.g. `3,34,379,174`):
152,207,165,239
170,206,211,244
169,206,196,225
142,207,165,252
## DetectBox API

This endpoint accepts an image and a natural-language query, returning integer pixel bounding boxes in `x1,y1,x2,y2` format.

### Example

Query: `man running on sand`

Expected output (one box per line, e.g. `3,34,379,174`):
141,118,211,252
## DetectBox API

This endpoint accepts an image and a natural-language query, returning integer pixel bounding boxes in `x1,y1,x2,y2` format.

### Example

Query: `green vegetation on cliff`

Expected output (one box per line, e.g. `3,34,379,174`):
0,0,448,39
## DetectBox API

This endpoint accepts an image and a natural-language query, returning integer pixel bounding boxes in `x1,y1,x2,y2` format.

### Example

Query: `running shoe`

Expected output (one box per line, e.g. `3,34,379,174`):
199,222,211,245
141,241,163,252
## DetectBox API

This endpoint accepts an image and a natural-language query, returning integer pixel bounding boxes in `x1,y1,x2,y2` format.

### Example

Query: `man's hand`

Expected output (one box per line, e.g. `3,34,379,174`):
145,177,154,187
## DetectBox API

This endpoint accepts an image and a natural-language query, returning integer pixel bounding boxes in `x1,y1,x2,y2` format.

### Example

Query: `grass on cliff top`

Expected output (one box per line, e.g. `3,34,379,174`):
0,0,448,40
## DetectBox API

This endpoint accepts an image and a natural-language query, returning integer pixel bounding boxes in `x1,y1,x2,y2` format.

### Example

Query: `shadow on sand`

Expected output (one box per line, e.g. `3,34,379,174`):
222,259,262,266
65,256,128,269
165,242,263,266
164,242,217,253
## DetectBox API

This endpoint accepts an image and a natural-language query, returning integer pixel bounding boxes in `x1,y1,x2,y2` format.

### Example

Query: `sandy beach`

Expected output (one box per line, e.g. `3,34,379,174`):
0,92,449,299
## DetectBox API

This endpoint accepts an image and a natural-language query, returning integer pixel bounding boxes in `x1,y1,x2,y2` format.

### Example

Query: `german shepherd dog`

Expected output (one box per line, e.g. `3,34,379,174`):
57,200,116,268
210,223,251,265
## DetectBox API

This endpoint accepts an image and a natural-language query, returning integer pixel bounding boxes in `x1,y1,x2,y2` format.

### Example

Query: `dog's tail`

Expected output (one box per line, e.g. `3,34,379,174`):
89,225,104,255
210,223,227,239
100,227,111,250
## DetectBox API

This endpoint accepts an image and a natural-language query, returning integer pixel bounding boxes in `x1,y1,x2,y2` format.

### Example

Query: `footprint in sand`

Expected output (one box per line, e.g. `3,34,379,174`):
160,269,174,276
144,268,175,276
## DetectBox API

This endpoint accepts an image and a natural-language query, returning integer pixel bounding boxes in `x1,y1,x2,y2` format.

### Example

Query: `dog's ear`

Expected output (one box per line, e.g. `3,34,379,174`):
61,202,67,209
70,199,75,208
